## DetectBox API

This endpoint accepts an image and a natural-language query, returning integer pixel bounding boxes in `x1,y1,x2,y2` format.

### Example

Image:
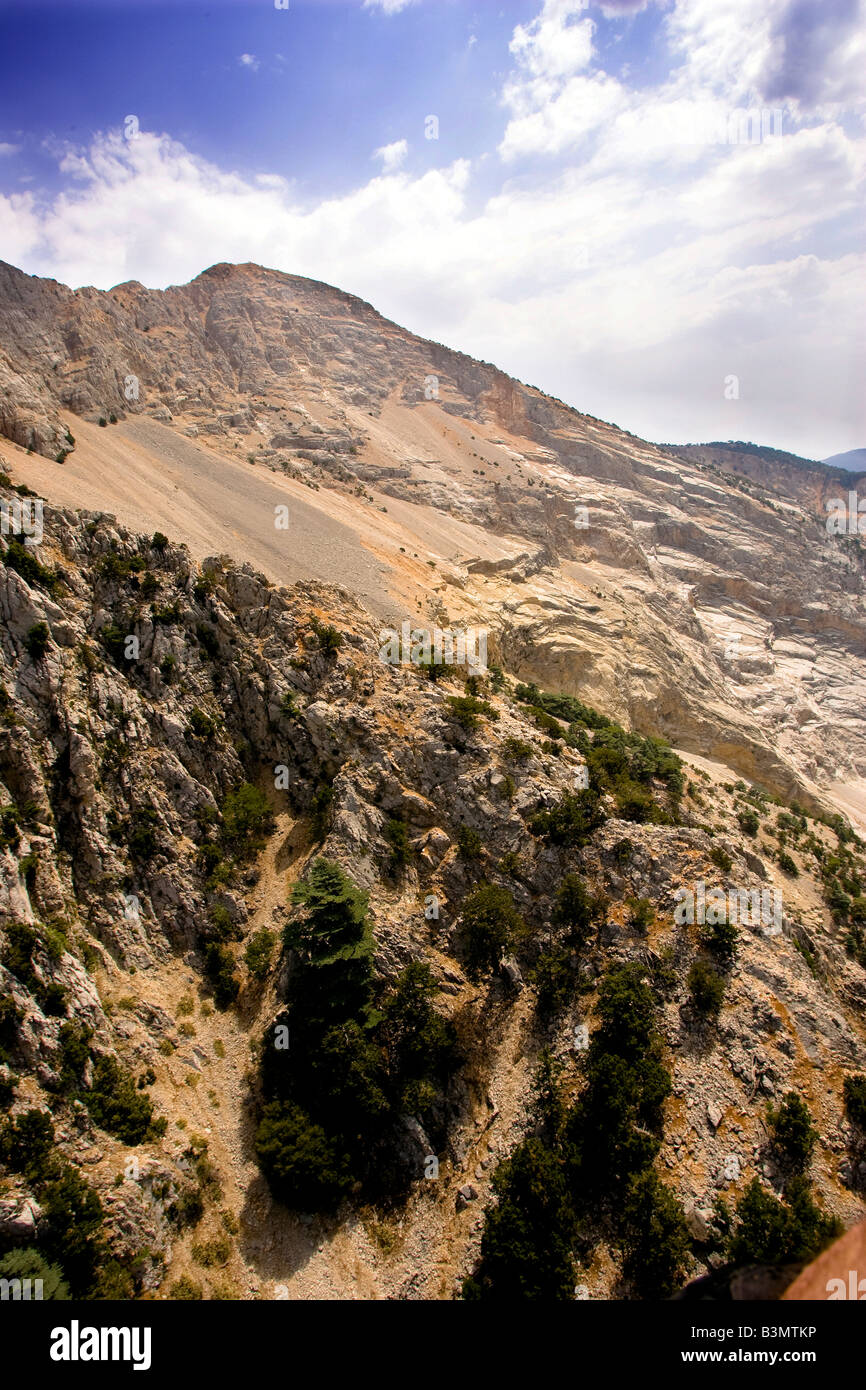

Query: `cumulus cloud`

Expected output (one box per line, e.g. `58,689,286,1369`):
508,1,595,82
762,0,866,107
0,143,20,157
373,139,409,173
596,0,653,14
363,0,418,14
238,53,260,72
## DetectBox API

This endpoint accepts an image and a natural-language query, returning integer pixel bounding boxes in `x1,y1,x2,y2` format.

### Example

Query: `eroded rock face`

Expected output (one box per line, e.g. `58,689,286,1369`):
0,259,864,820
1,490,865,1299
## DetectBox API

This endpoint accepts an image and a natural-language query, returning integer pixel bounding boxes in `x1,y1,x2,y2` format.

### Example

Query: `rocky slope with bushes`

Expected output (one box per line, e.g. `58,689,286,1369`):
2,258,866,824
2,472,866,1299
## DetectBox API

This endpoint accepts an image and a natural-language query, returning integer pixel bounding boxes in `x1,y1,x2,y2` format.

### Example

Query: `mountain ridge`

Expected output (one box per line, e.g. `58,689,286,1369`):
1,258,865,826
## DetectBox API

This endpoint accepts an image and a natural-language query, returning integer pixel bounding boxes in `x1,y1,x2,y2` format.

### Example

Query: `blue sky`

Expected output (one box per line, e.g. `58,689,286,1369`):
1,0,864,457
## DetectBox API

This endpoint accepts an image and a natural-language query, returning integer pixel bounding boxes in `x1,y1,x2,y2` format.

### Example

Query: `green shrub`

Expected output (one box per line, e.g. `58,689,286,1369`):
778,850,799,877
612,837,633,865
2,540,61,596
738,809,760,836
127,805,160,861
0,995,22,1063
531,943,575,1017
188,707,218,740
58,1021,93,1088
191,1236,231,1268
727,1176,841,1267
418,657,456,682
704,916,739,966
196,623,220,660
767,1092,818,1173
529,788,606,847
203,943,240,1010
501,737,533,762
459,883,525,980
206,904,238,943
87,1055,161,1144
221,783,273,857
0,1247,70,1300
151,600,181,624
168,1186,205,1229
254,1100,353,1211
445,695,498,731
384,817,415,870
24,622,50,661
310,782,334,839
96,550,145,582
709,845,733,873
151,532,169,553
514,682,610,731
1,920,66,1015
687,958,725,1017
463,1138,575,1300
0,804,20,850
552,872,599,946
566,964,672,1199
198,842,225,882
99,622,131,664
627,896,655,934
170,1276,203,1299
456,824,483,860
244,928,276,980
39,1166,105,1295
261,859,455,1210
0,1108,55,1179
529,706,565,738
377,962,454,1112
621,1171,690,1298
613,782,660,823
310,618,342,656
843,1074,866,1131
287,859,369,959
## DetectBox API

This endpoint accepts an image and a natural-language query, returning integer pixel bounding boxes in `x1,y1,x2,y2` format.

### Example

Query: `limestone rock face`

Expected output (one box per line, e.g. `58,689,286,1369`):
1,268,866,1300
0,491,864,1300
0,258,863,821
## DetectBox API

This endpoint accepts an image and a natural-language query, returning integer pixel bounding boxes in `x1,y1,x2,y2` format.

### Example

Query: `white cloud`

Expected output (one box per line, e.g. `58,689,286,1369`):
363,0,418,14
373,139,409,173
0,143,20,157
238,53,260,72
509,1,594,81
597,0,653,14
501,71,627,160
2,0,864,458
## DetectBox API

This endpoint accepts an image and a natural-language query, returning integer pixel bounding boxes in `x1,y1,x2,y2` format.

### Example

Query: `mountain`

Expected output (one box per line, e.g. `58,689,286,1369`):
1,490,866,1300
2,261,866,1302
1,259,865,827
823,449,866,474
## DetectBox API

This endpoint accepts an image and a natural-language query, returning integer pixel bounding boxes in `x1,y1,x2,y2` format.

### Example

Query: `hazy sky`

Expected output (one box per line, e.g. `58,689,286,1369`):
1,0,864,457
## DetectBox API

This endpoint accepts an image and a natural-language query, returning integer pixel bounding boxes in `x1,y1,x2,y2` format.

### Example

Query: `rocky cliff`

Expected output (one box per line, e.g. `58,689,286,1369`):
1,477,866,1299
1,259,865,825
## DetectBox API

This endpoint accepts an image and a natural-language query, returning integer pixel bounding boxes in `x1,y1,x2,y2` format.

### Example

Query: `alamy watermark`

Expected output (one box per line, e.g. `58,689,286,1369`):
379,621,488,673
0,1275,43,1300
647,106,784,148
1,497,43,546
826,493,866,536
826,1271,866,1300
674,880,782,935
